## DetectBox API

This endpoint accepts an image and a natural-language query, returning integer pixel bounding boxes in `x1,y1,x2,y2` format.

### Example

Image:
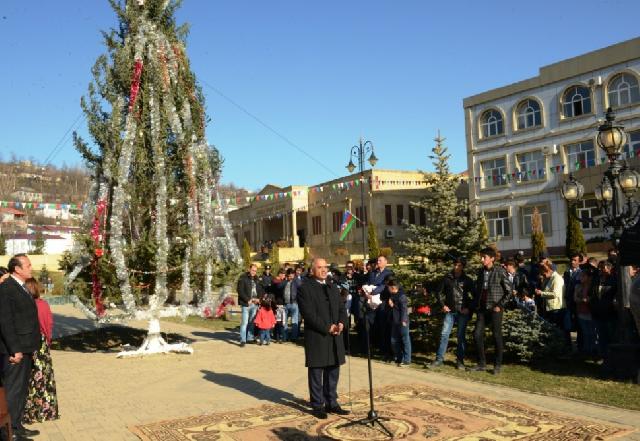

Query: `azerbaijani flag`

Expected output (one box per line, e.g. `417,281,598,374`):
339,210,357,241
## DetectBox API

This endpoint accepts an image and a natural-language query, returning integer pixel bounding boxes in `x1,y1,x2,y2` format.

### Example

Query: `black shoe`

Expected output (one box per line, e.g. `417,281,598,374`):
311,408,328,419
426,360,443,369
326,405,350,415
493,365,502,375
456,361,465,370
11,434,33,441
240,342,245,347
467,365,486,372
16,427,39,437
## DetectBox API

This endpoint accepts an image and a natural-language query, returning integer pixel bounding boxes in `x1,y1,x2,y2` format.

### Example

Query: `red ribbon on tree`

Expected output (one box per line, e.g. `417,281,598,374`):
214,296,236,318
128,59,144,112
90,200,108,317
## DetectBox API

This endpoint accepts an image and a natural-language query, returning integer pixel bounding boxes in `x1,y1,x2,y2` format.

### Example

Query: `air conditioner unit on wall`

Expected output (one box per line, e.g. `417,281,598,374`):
384,229,395,238
542,144,558,155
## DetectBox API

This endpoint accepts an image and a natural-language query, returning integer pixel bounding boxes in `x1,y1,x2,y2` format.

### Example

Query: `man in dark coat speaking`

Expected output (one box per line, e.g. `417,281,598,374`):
297,258,350,419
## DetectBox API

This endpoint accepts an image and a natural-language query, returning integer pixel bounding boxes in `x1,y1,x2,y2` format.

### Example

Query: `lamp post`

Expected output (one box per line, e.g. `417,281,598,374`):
562,107,639,245
561,107,640,378
346,137,378,258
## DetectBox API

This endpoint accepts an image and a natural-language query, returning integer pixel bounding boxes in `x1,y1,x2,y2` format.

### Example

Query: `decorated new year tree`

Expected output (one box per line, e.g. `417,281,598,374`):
400,133,488,286
65,0,242,356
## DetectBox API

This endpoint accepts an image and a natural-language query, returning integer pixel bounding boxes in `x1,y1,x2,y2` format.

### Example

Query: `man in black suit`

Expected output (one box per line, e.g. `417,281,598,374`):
0,254,41,440
297,258,350,419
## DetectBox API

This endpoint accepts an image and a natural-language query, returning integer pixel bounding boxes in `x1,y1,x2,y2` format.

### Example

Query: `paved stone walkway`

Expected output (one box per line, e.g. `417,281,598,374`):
25,305,640,440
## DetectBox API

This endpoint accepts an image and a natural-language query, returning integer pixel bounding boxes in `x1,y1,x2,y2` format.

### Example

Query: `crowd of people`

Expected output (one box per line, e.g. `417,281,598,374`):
0,254,59,441
236,245,639,378
236,255,412,367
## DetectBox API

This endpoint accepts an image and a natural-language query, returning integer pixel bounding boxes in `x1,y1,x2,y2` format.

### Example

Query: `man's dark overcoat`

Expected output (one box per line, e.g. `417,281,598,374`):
297,277,347,368
0,277,40,356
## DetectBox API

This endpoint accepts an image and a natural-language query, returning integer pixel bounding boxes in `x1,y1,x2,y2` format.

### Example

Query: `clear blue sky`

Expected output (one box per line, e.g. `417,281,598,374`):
1,1,639,191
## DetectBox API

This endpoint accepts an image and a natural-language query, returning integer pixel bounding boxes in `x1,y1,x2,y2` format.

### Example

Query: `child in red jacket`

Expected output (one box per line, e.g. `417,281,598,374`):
254,295,276,345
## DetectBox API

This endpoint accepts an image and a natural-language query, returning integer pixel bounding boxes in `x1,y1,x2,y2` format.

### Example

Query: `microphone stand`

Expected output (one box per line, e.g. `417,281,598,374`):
338,298,394,438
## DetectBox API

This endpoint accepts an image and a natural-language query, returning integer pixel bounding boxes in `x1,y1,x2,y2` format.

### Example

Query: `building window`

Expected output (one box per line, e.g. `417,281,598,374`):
576,199,599,230
419,207,427,226
396,205,404,225
516,98,542,130
561,85,592,118
408,206,416,225
355,206,368,228
332,211,342,233
623,130,640,159
480,109,504,138
484,210,510,238
566,140,595,171
521,205,551,235
608,73,640,108
385,204,392,226
516,150,545,182
312,215,322,235
481,157,507,187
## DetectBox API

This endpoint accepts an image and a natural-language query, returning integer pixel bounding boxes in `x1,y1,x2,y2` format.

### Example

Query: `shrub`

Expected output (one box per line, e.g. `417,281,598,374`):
241,238,251,266
502,309,564,362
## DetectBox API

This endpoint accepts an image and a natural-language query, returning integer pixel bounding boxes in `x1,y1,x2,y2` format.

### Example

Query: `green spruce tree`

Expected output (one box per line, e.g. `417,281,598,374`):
242,238,252,267
269,244,280,274
367,221,380,259
32,230,45,255
565,204,587,258
401,133,488,285
303,245,310,266
39,264,51,286
0,233,6,255
530,207,547,260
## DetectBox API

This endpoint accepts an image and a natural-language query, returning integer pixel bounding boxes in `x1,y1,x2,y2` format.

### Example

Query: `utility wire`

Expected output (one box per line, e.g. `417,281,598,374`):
43,111,86,166
201,80,339,178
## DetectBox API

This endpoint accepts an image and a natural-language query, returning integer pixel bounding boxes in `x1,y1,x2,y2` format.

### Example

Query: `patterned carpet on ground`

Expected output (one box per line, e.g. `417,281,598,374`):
130,383,632,440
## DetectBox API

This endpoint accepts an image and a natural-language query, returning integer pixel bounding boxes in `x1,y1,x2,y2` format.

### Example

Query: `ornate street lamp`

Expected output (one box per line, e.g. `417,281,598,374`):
561,108,640,377
597,108,628,163
563,108,640,234
345,137,378,257
561,174,584,202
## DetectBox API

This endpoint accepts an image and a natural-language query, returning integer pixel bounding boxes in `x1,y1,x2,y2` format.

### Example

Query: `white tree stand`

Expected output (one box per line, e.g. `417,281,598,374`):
117,317,193,358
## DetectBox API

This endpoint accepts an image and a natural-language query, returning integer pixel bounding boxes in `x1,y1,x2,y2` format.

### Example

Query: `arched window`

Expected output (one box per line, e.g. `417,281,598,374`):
516,98,542,130
608,73,640,108
480,109,504,138
561,86,592,118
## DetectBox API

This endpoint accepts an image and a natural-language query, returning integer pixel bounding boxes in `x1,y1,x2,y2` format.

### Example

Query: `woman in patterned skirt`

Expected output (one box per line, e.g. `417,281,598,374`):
23,278,59,423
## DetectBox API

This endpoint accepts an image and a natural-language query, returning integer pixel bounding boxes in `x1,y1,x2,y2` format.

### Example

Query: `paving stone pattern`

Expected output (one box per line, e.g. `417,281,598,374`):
24,305,640,441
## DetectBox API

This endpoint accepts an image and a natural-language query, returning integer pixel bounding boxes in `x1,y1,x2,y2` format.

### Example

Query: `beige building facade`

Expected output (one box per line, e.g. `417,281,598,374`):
464,37,640,256
228,184,308,250
228,169,432,261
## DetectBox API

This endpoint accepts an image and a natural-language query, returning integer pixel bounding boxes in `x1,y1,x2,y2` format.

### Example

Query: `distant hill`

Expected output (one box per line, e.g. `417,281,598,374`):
0,159,253,207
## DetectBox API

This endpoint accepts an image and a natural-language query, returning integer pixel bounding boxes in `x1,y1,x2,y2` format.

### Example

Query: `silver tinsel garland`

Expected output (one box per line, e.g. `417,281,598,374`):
69,6,241,334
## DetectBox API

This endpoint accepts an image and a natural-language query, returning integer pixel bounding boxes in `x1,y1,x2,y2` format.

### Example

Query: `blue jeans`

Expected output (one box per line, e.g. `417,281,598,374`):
578,317,596,355
390,324,411,364
436,311,470,362
285,303,299,340
259,328,271,344
240,304,258,343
